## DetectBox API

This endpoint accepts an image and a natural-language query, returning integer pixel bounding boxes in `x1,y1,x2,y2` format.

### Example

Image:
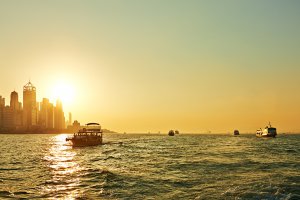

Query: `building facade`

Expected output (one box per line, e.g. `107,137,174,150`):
39,98,55,129
0,92,22,130
0,96,5,128
68,112,72,126
23,81,38,130
54,99,65,130
10,91,20,110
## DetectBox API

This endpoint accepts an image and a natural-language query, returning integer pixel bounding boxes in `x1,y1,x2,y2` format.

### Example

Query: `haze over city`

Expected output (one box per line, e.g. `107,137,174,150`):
1,0,300,133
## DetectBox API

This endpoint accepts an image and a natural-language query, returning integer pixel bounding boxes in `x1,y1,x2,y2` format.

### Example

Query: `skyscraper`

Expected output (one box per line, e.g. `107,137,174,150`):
23,81,37,130
10,91,20,110
47,103,54,129
69,112,72,126
39,98,49,128
39,98,54,129
9,91,23,129
2,106,14,128
0,96,5,107
54,99,64,130
0,96,5,128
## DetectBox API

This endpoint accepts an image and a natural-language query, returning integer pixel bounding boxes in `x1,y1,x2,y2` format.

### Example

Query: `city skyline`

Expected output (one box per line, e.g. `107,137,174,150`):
1,1,300,133
0,81,71,132
0,1,299,199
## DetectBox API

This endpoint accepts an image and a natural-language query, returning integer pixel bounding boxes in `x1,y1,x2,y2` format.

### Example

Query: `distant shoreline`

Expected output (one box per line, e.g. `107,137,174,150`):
0,131,70,134
0,132,299,135
0,130,117,134
0,128,117,134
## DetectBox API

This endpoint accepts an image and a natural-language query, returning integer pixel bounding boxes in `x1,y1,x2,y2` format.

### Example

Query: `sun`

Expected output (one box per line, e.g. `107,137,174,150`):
50,80,75,106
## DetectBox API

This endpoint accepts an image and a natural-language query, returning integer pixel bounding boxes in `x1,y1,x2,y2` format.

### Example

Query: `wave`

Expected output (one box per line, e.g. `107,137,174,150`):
0,167,23,171
0,190,12,197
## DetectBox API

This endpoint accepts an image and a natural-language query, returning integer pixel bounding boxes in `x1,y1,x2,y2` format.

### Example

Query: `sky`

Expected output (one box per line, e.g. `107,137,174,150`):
0,0,300,133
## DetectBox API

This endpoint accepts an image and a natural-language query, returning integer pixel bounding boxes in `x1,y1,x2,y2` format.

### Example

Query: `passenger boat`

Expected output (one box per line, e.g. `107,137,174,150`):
168,130,175,136
256,122,277,138
66,123,103,146
233,130,240,136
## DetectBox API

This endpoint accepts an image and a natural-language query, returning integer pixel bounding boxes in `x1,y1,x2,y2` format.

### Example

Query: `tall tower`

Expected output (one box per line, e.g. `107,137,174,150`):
0,96,5,128
0,96,5,107
69,112,72,126
23,81,37,130
10,91,20,110
9,91,22,128
54,99,64,130
39,98,49,128
47,102,54,129
39,98,54,129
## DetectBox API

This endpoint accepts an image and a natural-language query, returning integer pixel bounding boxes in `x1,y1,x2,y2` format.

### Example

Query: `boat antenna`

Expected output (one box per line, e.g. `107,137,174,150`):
269,121,271,127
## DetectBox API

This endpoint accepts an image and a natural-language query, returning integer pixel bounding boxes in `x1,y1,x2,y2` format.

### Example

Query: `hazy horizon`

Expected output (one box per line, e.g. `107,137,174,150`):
1,0,300,133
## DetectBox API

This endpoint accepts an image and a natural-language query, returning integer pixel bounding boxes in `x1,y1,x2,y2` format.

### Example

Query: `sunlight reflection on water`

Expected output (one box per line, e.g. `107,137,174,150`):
1,134,299,199
42,134,81,199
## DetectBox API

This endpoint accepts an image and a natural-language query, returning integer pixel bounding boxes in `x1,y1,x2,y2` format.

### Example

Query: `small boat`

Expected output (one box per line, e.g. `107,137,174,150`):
256,122,277,138
233,130,240,136
175,130,179,135
168,130,175,136
66,123,103,146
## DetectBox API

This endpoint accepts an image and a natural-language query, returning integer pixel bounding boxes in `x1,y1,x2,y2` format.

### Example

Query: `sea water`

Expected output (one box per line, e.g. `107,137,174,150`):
0,133,299,199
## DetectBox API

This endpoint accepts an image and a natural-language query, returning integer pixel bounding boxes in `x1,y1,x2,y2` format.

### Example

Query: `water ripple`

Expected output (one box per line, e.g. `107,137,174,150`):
0,133,299,199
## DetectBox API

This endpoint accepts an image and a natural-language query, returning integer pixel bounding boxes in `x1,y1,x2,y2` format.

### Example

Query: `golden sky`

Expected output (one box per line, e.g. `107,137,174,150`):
0,1,300,133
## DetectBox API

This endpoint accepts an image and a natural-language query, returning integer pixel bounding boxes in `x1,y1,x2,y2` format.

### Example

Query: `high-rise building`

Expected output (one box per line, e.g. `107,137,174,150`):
47,103,54,129
0,96,5,128
1,91,22,129
39,98,49,128
23,81,37,130
54,99,65,130
0,96,5,107
8,91,23,129
10,91,20,110
69,112,72,126
2,106,14,128
39,98,55,129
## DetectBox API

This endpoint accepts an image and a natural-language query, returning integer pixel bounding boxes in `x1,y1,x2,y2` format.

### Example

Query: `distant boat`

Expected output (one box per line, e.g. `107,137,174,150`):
233,130,240,136
66,123,103,146
256,122,277,138
168,130,175,136
175,130,179,135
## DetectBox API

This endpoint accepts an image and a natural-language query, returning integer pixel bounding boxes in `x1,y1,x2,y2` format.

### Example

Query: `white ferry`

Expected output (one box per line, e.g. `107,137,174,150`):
256,122,277,138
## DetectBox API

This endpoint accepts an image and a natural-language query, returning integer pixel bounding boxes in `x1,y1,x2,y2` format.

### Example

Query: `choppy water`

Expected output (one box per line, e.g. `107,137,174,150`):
0,133,299,199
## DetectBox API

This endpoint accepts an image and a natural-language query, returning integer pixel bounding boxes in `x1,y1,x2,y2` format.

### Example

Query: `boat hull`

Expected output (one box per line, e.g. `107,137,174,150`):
256,134,276,138
67,137,102,147
233,130,239,136
70,139,102,147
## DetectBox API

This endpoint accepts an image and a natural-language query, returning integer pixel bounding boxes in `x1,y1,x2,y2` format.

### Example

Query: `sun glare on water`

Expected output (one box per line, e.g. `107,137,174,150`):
51,80,75,106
